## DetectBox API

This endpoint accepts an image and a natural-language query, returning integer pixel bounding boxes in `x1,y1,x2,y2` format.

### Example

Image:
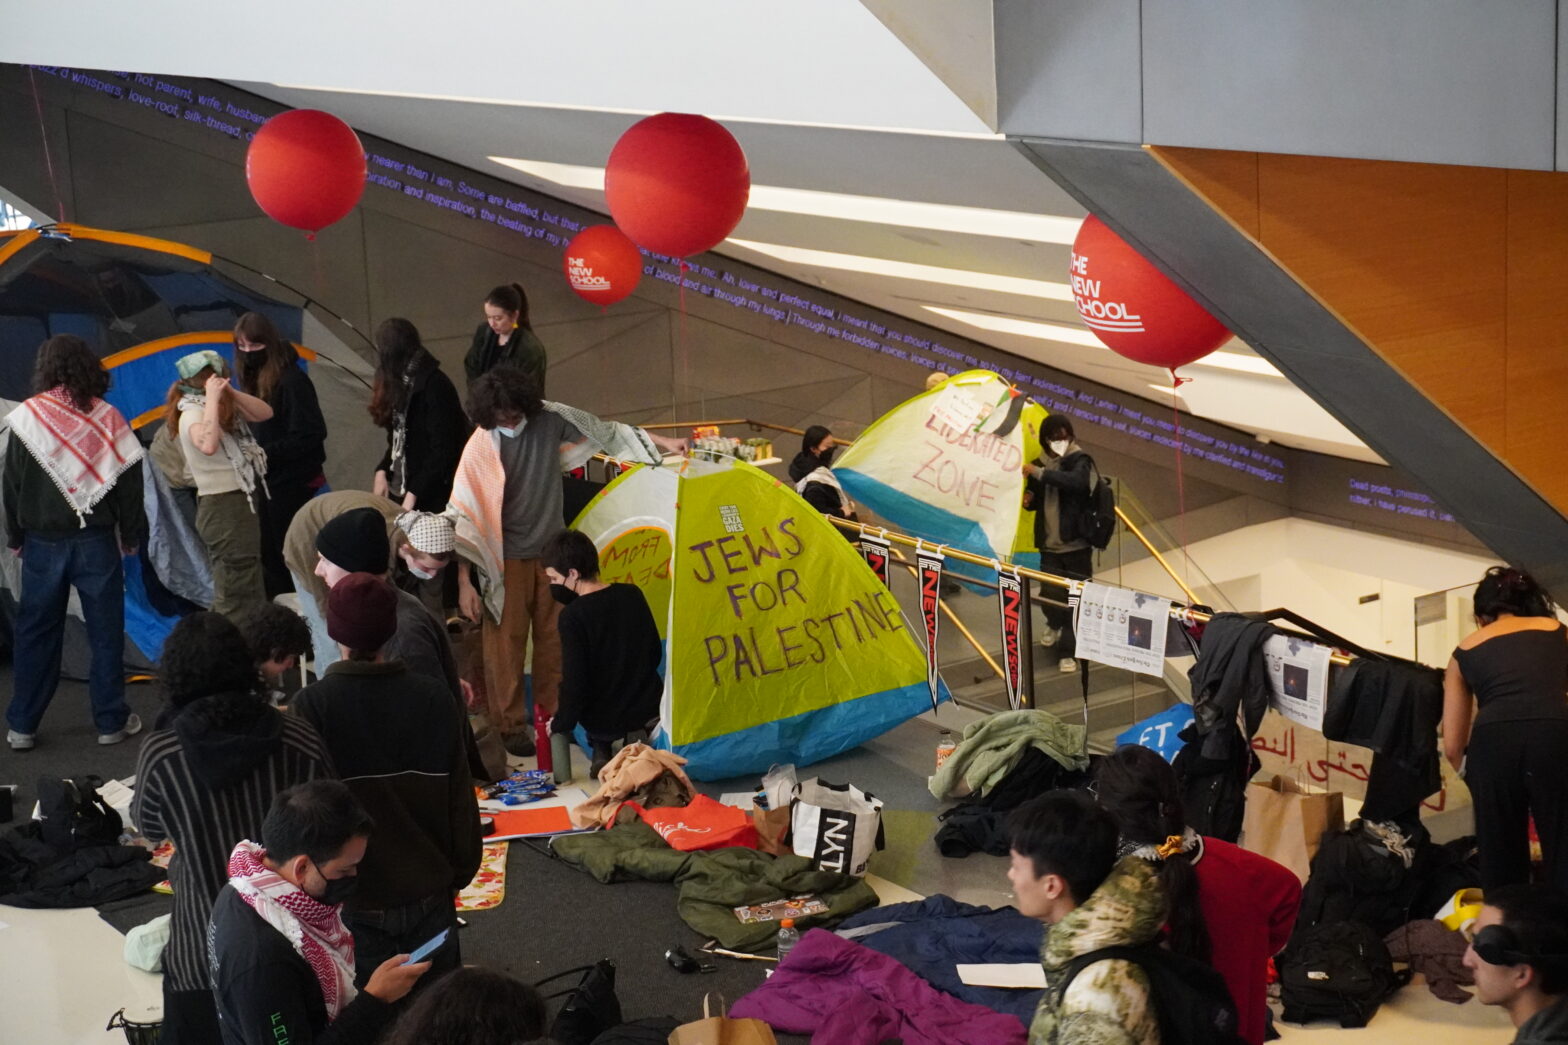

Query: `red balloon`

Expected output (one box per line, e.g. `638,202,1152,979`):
563,225,644,306
1069,215,1230,370
246,110,367,233
604,113,749,258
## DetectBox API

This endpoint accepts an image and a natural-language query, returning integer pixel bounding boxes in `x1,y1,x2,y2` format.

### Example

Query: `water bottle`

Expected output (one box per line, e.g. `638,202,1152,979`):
776,918,800,964
936,731,957,770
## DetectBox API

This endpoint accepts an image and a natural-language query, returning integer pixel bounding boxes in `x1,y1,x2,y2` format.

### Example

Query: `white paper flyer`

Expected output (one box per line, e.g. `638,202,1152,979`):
1263,634,1331,731
1073,581,1170,676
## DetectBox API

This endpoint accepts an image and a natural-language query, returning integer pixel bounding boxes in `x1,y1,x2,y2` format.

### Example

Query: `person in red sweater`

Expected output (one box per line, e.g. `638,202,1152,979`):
1096,744,1301,1045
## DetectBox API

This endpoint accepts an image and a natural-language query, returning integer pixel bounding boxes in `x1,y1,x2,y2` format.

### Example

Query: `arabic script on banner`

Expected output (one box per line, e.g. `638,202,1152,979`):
1263,634,1331,731
1073,581,1170,676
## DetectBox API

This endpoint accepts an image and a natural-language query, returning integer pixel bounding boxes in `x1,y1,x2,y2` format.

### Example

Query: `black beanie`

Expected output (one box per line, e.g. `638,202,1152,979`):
316,507,391,574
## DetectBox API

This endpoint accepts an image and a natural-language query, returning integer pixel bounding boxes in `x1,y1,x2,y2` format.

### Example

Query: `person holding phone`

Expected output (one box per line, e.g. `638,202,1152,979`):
209,781,431,1045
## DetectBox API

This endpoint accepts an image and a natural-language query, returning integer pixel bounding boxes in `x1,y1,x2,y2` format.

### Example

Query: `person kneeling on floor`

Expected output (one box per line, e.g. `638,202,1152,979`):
208,780,430,1045
542,528,663,779
288,573,482,996
1008,790,1166,1045
1465,883,1568,1043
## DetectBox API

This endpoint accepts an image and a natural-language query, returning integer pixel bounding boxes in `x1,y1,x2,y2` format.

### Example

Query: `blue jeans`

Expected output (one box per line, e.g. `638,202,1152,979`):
7,528,129,735
290,571,340,674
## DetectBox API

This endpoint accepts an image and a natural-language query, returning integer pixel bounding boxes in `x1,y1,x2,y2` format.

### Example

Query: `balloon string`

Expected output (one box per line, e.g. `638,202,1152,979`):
27,67,66,222
1170,368,1190,584
677,259,692,417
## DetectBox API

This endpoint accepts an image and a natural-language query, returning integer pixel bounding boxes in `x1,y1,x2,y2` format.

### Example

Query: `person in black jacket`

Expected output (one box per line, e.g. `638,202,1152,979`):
462,282,547,394
369,318,468,513
133,612,334,1044
543,529,663,777
1023,415,1095,673
288,573,482,991
209,780,430,1045
4,335,147,751
234,312,328,599
789,425,855,521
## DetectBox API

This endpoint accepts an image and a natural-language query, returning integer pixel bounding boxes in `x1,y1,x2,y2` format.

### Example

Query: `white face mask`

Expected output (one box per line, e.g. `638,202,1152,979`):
406,563,438,581
1048,439,1070,457
495,426,519,439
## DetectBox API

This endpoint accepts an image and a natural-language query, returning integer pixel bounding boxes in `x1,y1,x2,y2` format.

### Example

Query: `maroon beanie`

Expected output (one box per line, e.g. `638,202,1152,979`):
326,573,398,653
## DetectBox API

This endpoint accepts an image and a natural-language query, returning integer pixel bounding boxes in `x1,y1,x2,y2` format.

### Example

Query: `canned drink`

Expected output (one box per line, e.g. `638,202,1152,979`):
936,731,957,770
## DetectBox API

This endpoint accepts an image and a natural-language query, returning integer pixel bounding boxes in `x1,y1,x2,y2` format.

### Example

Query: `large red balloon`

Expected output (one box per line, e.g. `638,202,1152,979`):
563,225,644,307
604,113,749,258
246,110,367,233
1069,215,1230,370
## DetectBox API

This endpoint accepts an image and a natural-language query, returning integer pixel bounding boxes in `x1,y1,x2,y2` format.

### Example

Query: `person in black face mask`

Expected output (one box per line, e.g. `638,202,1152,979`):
790,425,856,527
543,529,664,779
208,780,432,1045
288,574,482,1000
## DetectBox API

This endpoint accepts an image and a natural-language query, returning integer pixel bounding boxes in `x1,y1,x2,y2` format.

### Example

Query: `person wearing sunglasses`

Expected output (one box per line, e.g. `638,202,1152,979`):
1463,883,1568,1042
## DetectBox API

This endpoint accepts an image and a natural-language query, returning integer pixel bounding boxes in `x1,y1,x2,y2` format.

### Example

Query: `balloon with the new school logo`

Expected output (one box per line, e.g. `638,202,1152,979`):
570,455,948,780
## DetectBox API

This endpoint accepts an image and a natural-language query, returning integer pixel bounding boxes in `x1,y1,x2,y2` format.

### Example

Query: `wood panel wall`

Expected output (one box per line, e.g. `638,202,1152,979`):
1152,145,1568,514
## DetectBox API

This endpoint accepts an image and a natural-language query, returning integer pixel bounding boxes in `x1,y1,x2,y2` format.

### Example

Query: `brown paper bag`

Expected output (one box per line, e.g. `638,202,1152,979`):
1240,774,1344,883
751,802,791,856
668,993,777,1045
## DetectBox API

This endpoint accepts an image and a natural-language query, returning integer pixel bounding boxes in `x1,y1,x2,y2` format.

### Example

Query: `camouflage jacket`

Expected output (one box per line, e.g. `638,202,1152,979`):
1031,856,1167,1045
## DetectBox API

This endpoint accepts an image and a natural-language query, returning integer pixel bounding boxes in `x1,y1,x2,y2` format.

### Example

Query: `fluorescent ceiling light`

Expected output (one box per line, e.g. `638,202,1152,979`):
726,240,1073,301
924,306,1280,377
488,158,1082,245
275,85,1003,140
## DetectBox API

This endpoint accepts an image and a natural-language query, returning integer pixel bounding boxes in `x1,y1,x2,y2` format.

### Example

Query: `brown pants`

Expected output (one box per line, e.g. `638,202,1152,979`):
481,559,561,734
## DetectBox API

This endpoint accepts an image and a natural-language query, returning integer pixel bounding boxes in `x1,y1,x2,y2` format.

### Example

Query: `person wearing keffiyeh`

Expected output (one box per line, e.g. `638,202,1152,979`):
208,780,430,1045
4,335,147,752
161,349,274,618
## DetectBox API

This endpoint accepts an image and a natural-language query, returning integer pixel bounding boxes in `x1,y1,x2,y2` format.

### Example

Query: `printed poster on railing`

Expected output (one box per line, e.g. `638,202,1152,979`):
859,534,891,587
996,569,1026,710
917,548,945,713
1073,581,1170,677
1263,634,1330,732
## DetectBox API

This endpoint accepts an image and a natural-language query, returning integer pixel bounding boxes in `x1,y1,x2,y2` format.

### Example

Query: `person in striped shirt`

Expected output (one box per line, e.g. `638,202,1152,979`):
132,612,335,1044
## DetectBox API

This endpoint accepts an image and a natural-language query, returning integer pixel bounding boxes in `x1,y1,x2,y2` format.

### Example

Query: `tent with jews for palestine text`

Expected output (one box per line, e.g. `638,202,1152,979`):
571,455,950,780
0,224,383,670
833,370,1048,576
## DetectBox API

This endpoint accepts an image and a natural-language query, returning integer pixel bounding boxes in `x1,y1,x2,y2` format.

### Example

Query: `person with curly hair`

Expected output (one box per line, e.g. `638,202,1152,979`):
234,312,328,600
234,601,313,700
382,967,548,1045
369,317,468,514
131,612,334,1044
1447,566,1568,890
4,334,147,751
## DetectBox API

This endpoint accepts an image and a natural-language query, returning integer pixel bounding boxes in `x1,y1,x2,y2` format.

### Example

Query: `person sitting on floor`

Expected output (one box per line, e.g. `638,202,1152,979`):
133,612,334,1044
1095,744,1300,1045
288,573,482,994
234,600,313,703
1007,790,1166,1044
1464,883,1568,1043
381,967,548,1045
208,780,430,1045
542,528,663,778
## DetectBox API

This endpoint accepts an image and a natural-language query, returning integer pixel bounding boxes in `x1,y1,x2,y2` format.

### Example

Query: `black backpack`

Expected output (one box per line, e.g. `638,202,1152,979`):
1278,921,1408,1028
1077,460,1117,550
36,776,122,852
1058,943,1246,1045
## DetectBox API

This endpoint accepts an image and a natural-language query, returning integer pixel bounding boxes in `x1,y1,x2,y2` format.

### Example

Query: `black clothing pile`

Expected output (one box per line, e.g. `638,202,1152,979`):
934,748,1092,857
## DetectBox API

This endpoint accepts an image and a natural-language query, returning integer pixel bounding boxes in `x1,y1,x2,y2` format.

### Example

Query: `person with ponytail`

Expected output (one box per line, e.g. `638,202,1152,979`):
368,318,467,513
1447,565,1568,891
463,282,547,394
1095,744,1300,1045
234,312,327,599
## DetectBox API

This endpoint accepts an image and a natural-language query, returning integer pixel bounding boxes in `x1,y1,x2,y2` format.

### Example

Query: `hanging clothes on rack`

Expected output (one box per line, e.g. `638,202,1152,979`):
1323,658,1445,828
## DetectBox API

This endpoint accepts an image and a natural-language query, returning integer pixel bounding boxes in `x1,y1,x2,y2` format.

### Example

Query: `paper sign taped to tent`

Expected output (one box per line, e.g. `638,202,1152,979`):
572,457,944,780
1264,634,1331,731
1074,581,1170,676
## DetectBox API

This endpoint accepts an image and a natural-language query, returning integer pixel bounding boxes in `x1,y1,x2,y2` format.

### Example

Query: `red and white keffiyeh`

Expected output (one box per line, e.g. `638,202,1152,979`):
5,388,143,524
226,840,358,1019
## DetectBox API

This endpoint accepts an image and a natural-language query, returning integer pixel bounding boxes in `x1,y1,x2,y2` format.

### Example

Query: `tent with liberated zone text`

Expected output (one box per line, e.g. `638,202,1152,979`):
571,455,948,780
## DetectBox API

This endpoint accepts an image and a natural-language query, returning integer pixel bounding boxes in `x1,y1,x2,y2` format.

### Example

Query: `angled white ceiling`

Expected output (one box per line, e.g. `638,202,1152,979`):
1,0,1376,461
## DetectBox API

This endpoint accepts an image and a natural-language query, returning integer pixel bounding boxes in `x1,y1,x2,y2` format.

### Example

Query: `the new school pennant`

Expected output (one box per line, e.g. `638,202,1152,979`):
859,534,891,587
997,569,1025,710
917,547,945,712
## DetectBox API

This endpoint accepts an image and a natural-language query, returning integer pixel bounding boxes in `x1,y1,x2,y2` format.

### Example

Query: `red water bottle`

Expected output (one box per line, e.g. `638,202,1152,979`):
534,703,553,772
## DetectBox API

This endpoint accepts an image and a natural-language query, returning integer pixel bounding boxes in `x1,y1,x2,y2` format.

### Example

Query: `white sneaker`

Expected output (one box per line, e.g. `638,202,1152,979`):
1038,625,1062,648
98,713,143,746
7,729,35,751
1058,658,1079,673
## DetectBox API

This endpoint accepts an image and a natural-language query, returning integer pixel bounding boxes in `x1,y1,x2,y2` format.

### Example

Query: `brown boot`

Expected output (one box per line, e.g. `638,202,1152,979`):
502,730,536,757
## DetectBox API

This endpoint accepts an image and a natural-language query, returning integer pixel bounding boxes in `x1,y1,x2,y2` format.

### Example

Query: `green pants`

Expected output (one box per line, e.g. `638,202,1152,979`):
196,490,264,619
